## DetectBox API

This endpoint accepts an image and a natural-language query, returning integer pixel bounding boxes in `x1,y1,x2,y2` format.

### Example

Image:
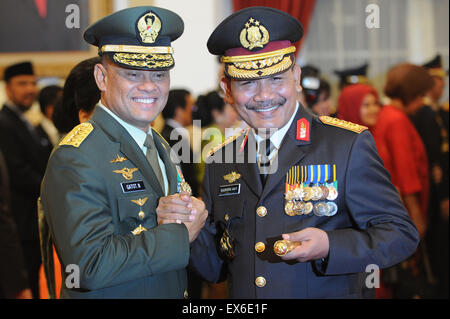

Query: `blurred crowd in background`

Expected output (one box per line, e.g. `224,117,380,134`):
0,51,448,299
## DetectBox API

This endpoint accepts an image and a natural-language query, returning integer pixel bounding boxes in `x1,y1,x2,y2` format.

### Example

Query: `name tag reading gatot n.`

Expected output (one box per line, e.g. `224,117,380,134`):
121,181,146,193
219,184,241,197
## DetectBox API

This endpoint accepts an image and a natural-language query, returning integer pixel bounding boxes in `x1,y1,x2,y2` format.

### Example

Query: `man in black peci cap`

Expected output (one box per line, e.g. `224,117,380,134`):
0,61,53,299
158,6,419,298
40,6,207,299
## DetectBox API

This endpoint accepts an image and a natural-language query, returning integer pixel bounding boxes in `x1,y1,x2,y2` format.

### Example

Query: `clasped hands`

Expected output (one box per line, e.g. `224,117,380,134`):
156,192,208,243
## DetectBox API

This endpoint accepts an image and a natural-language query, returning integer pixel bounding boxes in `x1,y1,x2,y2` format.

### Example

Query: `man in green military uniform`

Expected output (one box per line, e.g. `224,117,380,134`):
40,6,207,299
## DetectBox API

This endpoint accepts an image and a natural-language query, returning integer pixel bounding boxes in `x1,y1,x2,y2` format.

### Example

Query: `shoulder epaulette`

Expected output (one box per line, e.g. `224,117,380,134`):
207,129,246,157
59,122,93,147
319,116,368,134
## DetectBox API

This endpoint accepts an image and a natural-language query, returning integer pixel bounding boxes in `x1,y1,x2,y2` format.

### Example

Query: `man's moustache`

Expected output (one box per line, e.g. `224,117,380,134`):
244,98,287,110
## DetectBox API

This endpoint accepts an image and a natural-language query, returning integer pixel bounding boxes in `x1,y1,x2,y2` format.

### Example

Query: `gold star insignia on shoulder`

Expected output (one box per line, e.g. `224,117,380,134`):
110,154,127,163
319,116,368,134
113,167,139,180
224,172,241,183
59,122,93,148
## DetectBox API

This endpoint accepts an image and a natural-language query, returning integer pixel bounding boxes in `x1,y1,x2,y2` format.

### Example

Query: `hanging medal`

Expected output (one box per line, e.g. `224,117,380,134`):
176,165,192,195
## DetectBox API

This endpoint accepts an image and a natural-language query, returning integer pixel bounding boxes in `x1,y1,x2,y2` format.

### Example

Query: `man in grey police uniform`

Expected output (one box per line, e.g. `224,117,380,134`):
40,6,207,299
158,7,420,298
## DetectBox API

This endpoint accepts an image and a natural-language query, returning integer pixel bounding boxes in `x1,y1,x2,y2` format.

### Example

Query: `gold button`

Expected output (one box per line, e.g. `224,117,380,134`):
184,290,188,299
255,242,265,253
255,276,266,288
138,211,145,219
256,206,267,217
224,213,229,222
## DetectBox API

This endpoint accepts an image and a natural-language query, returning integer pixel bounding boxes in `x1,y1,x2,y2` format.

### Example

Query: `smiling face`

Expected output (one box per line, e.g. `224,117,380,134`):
359,93,380,127
221,64,301,135
94,57,170,132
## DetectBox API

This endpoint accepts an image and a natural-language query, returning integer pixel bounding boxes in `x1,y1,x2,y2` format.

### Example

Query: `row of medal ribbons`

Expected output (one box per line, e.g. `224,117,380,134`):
284,164,338,217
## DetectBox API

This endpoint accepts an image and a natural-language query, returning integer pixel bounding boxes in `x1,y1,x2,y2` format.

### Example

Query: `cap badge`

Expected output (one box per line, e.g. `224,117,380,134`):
239,17,269,50
137,12,162,44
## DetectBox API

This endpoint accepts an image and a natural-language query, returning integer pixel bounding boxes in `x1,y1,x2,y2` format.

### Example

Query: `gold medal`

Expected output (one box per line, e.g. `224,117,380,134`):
284,201,295,216
285,189,294,201
293,201,305,215
304,202,313,214
303,187,312,201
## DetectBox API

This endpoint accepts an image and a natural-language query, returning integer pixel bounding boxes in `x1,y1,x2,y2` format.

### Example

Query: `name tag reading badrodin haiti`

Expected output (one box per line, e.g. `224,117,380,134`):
219,184,241,197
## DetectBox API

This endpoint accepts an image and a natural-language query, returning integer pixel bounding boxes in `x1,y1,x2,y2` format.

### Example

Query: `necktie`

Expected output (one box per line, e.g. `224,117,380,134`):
258,138,274,184
144,134,165,192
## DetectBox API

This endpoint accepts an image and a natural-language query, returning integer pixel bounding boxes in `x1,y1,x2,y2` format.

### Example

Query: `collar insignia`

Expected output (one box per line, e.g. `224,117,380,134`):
110,154,127,163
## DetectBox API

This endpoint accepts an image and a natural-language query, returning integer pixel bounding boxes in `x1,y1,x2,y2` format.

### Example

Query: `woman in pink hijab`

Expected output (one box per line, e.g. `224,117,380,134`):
337,84,381,129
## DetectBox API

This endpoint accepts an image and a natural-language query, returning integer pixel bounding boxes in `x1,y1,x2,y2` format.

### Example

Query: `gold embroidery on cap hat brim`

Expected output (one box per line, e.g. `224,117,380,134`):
101,45,173,55
221,46,296,63
226,55,293,79
113,53,173,69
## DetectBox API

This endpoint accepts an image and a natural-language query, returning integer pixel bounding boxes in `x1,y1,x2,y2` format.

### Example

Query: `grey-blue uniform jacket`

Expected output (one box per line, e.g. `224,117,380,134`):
40,106,189,299
190,105,419,298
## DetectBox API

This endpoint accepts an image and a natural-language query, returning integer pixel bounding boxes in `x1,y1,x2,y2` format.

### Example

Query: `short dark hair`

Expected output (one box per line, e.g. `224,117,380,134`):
38,85,62,114
318,79,331,100
192,90,225,126
52,57,101,134
384,63,434,106
162,89,190,120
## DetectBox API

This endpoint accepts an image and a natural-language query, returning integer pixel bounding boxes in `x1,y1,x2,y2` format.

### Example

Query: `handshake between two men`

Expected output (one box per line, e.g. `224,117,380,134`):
156,192,208,243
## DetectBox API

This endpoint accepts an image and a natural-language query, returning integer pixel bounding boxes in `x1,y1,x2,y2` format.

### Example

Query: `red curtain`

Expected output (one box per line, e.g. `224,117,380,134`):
233,0,316,54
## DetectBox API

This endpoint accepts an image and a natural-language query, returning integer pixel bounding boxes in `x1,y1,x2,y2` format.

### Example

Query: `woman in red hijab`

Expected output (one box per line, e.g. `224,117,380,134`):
337,83,381,129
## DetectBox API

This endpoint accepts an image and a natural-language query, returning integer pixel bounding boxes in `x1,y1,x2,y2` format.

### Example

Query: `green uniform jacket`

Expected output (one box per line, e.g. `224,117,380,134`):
40,106,189,299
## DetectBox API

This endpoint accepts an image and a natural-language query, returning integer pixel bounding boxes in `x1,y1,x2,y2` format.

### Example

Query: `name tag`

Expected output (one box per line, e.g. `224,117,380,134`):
121,181,146,193
219,184,241,197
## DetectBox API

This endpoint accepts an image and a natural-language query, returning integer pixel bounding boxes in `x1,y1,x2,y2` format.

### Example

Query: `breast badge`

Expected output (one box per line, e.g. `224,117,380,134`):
223,171,241,183
113,167,139,180
284,164,338,217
